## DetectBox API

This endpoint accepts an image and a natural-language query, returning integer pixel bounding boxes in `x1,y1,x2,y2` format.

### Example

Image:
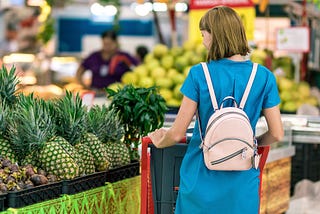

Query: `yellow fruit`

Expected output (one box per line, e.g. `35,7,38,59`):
146,59,160,72
167,68,179,79
278,77,294,91
183,66,192,77
150,67,166,79
297,81,311,98
107,82,123,91
153,44,169,58
159,88,173,101
161,55,174,69
155,78,173,89
170,46,183,57
133,65,149,78
282,101,298,112
172,73,185,85
173,84,183,100
174,56,189,72
166,98,181,107
138,77,154,88
121,71,138,85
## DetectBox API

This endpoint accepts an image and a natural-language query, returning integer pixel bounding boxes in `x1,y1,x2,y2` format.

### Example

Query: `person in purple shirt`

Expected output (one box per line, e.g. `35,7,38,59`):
76,29,139,92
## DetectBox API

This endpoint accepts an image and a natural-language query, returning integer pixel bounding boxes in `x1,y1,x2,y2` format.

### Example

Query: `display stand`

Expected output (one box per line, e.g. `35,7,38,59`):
0,176,141,214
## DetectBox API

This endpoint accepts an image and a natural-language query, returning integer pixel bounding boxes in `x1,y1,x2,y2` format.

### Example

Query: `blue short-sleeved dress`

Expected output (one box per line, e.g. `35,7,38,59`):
177,59,280,214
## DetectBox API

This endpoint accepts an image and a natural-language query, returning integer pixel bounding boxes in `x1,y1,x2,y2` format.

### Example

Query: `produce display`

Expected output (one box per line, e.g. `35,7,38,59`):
109,41,207,107
250,49,320,113
0,157,56,193
0,65,142,196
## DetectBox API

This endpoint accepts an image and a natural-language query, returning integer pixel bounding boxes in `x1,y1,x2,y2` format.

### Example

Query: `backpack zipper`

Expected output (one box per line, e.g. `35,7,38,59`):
210,147,248,165
206,137,254,151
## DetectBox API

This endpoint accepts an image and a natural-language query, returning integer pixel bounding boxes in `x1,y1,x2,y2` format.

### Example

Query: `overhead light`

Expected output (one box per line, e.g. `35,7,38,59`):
131,2,188,16
175,2,188,12
132,2,152,16
90,3,117,16
90,2,118,21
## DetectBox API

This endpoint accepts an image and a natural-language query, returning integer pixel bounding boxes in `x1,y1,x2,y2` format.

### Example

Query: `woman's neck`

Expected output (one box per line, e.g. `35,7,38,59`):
227,54,245,61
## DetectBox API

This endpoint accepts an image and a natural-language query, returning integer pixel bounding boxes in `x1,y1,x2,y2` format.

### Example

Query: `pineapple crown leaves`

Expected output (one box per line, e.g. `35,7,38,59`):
8,93,56,161
106,84,168,138
0,65,20,107
53,90,88,145
87,104,125,143
0,98,10,137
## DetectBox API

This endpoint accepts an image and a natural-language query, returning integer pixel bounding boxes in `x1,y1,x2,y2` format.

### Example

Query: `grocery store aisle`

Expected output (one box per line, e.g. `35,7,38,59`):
286,179,320,214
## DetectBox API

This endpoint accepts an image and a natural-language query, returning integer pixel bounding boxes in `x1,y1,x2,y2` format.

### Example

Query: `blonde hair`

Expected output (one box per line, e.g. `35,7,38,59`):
199,6,250,61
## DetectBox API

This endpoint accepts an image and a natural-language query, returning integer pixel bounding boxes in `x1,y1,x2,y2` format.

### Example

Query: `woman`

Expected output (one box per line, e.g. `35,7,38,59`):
76,29,139,91
148,6,284,214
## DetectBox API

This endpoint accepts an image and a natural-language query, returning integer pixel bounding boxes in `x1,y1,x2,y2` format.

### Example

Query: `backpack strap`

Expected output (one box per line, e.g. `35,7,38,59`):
200,62,218,111
239,63,258,109
198,62,218,147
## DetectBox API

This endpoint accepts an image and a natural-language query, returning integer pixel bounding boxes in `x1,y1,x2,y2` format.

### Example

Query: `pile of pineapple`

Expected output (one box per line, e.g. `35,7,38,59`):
0,65,130,188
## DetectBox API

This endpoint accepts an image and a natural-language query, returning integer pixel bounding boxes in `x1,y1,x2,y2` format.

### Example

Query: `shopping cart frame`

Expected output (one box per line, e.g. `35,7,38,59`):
141,136,270,214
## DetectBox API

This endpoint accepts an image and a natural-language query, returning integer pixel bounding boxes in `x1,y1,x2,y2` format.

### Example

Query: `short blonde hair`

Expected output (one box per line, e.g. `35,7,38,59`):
199,6,250,61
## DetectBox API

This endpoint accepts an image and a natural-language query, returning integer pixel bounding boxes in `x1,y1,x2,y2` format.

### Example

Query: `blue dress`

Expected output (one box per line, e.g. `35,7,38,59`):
178,59,280,214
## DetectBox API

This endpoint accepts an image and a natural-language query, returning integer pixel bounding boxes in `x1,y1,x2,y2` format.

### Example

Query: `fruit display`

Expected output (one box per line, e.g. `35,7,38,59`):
250,48,319,113
0,157,57,193
87,105,130,169
0,65,137,186
114,41,207,107
276,76,319,113
250,48,295,79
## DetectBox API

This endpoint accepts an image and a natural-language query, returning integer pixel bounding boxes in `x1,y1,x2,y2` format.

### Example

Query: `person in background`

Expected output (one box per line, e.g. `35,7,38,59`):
0,23,19,56
76,29,139,93
135,45,149,63
148,6,283,214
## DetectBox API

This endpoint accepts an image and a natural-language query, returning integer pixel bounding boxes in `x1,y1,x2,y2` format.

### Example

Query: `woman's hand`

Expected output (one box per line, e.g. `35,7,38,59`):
148,128,168,148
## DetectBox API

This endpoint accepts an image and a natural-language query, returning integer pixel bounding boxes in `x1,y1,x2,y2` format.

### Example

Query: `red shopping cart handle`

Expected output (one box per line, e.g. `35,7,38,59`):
142,136,187,145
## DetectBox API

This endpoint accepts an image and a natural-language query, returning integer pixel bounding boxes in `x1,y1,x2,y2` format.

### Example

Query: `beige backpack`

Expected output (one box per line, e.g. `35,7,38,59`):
198,62,260,171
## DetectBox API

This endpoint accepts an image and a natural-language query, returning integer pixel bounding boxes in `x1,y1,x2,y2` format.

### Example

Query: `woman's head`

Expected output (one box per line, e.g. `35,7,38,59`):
101,29,118,53
199,6,250,61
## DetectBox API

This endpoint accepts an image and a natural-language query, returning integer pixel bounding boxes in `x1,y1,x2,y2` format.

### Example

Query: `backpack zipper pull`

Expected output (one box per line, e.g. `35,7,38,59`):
241,147,248,159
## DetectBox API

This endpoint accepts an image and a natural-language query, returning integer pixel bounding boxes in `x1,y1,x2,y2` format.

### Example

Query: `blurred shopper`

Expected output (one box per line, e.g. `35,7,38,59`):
148,6,283,214
0,23,19,56
76,29,139,92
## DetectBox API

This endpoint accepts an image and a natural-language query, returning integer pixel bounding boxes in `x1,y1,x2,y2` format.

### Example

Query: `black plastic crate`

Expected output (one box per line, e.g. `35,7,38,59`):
6,181,63,209
0,193,6,211
149,143,187,214
106,161,140,183
62,171,107,195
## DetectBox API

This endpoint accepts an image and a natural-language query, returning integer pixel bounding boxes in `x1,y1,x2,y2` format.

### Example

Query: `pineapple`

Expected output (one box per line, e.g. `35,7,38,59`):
0,65,19,163
53,91,103,174
0,100,17,163
87,105,130,169
8,93,80,180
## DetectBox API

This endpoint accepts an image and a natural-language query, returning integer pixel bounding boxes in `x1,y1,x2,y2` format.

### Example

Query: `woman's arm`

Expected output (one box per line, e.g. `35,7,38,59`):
148,96,197,148
76,65,86,86
257,105,284,146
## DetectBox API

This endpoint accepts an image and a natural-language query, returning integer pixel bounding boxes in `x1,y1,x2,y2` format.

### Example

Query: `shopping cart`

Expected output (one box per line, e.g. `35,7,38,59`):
140,136,270,214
